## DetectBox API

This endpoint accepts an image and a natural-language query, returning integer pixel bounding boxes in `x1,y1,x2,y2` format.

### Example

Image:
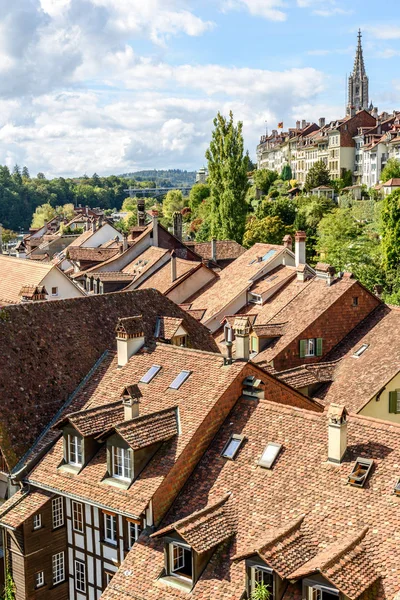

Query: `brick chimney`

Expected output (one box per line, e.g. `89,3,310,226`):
282,234,292,251
319,117,325,128
295,231,306,267
171,250,177,282
232,317,250,361
137,197,146,227
115,316,145,367
296,120,301,130
121,384,142,420
173,211,183,241
301,119,307,129
327,404,348,464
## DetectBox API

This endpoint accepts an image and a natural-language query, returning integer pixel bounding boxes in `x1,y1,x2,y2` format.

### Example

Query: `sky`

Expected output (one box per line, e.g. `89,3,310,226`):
0,0,400,178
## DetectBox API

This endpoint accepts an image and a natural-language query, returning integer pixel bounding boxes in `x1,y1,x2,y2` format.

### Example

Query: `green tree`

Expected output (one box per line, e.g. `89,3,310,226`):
304,160,331,192
206,111,249,242
381,158,400,183
281,163,292,181
189,183,210,214
243,215,287,248
31,203,57,228
162,190,186,226
253,169,279,195
36,172,46,180
256,196,296,226
22,166,30,179
381,188,400,271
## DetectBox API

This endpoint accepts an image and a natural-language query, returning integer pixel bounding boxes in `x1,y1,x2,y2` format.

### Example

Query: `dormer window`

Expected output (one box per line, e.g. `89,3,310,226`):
168,542,193,583
112,446,132,481
304,580,339,599
247,562,274,599
67,434,83,466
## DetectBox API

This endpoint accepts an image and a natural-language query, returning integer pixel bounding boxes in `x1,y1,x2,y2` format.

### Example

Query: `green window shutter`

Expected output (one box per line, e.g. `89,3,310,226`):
299,339,307,358
389,391,398,414
316,338,323,357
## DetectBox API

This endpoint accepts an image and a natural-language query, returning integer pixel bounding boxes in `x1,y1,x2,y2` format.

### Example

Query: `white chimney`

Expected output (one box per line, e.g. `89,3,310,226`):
121,385,142,420
295,231,306,267
115,316,145,367
171,250,177,282
327,404,348,464
233,317,250,361
151,210,159,247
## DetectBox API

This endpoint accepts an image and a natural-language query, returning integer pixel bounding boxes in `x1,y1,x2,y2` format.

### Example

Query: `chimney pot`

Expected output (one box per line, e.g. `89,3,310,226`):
296,120,301,129
327,404,348,464
319,117,325,128
232,317,250,361
302,119,307,129
121,385,142,420
115,317,145,367
150,210,159,246
211,238,217,262
173,211,183,241
171,250,177,282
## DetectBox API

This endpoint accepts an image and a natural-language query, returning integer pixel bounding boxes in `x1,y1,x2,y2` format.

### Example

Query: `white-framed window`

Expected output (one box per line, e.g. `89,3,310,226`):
169,542,193,580
67,434,83,466
128,521,141,548
104,513,117,544
307,583,339,599
396,390,400,414
75,560,86,593
72,501,84,533
52,551,65,585
306,338,315,356
51,287,58,296
250,565,274,597
112,446,132,480
35,571,44,588
52,497,64,529
33,514,42,530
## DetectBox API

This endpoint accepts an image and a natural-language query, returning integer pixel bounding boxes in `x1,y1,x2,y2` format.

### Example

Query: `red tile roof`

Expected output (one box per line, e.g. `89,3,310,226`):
0,489,53,529
108,407,179,450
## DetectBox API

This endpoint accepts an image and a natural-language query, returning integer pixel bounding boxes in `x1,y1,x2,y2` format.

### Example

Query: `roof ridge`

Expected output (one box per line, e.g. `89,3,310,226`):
259,515,305,552
116,406,178,430
322,527,368,571
154,341,223,359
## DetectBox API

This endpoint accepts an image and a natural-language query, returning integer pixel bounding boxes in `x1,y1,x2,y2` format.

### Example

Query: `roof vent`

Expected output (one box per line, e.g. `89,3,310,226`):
115,316,145,367
327,404,348,464
121,384,142,420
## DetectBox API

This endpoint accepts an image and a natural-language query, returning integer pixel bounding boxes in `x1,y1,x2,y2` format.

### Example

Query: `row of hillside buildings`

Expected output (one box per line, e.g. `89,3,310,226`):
3,193,400,599
257,31,400,190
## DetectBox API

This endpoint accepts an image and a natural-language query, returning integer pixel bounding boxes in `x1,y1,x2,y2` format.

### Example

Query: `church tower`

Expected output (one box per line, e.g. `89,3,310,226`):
347,29,369,116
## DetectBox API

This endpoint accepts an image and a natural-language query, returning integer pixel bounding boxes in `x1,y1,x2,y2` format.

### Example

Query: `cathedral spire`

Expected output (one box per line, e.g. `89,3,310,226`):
347,29,369,116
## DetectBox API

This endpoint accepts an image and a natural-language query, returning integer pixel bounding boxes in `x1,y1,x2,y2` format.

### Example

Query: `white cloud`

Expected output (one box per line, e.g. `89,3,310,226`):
362,25,400,40
297,0,351,17
221,0,286,21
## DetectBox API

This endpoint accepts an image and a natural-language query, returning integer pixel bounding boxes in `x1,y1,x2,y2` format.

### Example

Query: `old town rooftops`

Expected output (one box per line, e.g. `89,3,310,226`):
0,289,218,472
25,343,320,517
101,399,400,600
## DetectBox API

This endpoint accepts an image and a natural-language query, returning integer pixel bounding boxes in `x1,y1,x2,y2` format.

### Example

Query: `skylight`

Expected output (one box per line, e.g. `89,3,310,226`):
140,365,161,384
352,343,369,358
262,250,277,262
169,370,191,390
258,442,282,469
221,435,245,460
348,457,373,488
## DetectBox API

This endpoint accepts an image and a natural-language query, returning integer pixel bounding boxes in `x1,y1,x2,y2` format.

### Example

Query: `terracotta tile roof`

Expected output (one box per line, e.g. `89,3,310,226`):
101,398,400,600
116,315,144,336
121,247,169,276
185,240,246,261
188,244,287,323
155,316,184,339
0,489,52,529
67,247,119,263
137,257,202,294
185,308,206,321
0,290,218,471
153,494,236,554
0,255,54,304
316,305,400,412
26,345,250,516
57,401,124,437
383,178,400,186
67,228,97,247
109,407,178,450
88,272,133,283
275,361,339,389
250,265,296,296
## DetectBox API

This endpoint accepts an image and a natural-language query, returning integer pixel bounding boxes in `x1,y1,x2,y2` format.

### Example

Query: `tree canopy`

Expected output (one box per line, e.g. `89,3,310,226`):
381,158,400,183
304,160,331,192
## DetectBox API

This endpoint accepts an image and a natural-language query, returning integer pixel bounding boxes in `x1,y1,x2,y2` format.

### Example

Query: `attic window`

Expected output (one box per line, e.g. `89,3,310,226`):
348,457,373,488
258,442,282,469
248,293,262,304
140,365,161,384
262,250,277,261
169,370,191,390
352,344,369,358
221,435,245,460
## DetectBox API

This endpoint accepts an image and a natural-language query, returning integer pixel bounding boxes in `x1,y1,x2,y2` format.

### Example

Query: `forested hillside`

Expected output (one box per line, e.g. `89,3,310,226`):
119,169,196,187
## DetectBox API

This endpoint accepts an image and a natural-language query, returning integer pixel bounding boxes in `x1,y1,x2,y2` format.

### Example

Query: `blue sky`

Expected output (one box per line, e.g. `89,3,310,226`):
0,0,399,177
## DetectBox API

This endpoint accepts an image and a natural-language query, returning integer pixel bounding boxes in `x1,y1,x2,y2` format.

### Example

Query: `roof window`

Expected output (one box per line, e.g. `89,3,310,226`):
262,249,277,262
258,442,282,469
221,435,245,460
394,478,400,496
352,344,369,358
140,365,161,384
169,370,191,390
348,457,373,488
